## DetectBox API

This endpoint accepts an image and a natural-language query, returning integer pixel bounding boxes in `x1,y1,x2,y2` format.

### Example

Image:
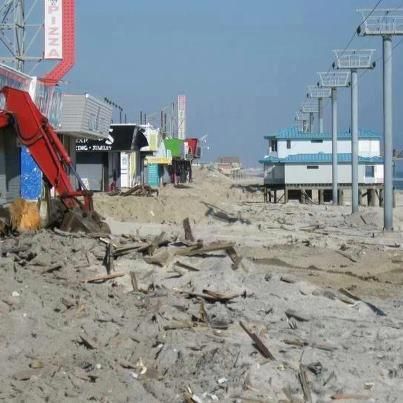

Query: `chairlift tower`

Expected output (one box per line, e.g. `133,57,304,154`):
301,98,319,133
307,85,331,133
318,71,350,205
295,111,310,133
334,49,375,215
357,9,403,231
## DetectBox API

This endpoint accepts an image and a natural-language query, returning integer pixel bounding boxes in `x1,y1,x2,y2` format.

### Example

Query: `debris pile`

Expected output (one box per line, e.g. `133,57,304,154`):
0,220,402,402
109,184,159,197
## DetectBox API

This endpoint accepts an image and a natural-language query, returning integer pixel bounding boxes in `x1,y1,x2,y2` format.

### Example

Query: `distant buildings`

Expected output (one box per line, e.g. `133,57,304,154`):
216,156,241,177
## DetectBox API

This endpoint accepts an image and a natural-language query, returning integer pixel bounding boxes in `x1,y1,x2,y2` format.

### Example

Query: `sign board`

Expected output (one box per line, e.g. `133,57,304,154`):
44,0,63,59
146,156,172,165
76,125,148,152
177,95,186,140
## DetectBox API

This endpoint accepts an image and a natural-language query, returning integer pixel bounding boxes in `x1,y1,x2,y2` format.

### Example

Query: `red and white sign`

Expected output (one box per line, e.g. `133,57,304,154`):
177,94,186,140
44,0,63,60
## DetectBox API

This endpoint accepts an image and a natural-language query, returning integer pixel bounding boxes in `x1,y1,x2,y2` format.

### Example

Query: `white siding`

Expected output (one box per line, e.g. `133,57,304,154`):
276,139,380,158
284,164,384,184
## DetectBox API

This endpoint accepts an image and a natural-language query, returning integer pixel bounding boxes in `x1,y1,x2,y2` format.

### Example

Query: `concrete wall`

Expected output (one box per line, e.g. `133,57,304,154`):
273,139,380,158
264,163,384,185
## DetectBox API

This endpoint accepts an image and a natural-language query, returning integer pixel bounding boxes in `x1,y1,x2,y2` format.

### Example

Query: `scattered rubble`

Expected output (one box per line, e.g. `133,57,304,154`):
1,168,403,401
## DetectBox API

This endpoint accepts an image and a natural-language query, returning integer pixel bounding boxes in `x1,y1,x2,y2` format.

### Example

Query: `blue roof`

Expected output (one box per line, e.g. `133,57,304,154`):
264,127,381,140
259,153,383,165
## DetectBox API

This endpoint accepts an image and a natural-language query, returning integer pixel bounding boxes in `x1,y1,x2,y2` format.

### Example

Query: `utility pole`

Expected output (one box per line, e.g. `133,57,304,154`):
333,49,375,214
318,71,350,205
357,8,403,231
307,86,331,133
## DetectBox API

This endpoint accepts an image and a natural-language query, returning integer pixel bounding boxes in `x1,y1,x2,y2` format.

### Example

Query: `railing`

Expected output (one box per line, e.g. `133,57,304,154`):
0,63,62,127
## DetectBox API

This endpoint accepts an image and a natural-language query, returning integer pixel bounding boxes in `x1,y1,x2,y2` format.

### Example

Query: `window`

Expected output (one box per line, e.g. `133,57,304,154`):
270,139,278,152
365,165,375,178
311,140,323,143
286,140,291,149
307,165,319,170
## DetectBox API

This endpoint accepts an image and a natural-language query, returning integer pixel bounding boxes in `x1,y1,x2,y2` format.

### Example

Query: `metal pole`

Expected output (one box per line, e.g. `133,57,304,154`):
351,69,359,213
383,35,393,230
331,87,338,205
318,98,324,133
309,112,313,133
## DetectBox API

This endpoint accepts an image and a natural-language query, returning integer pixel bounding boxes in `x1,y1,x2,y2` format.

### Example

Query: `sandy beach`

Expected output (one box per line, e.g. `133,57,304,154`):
1,167,403,402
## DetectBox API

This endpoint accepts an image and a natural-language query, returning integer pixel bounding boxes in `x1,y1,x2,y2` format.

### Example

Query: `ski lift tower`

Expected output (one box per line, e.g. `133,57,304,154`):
357,9,403,231
295,111,310,133
333,49,375,214
318,71,350,205
301,98,319,133
307,85,331,133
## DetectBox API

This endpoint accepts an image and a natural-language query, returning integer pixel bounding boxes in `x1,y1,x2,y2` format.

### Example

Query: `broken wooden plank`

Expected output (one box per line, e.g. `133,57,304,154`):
113,243,146,257
298,364,312,403
173,288,241,303
339,288,386,316
143,249,170,267
176,241,236,257
130,271,138,292
163,320,194,331
330,394,370,400
239,321,275,360
226,246,242,270
183,217,195,242
336,250,358,263
174,261,200,272
104,242,114,275
285,309,310,322
78,335,97,350
41,263,63,274
82,272,126,284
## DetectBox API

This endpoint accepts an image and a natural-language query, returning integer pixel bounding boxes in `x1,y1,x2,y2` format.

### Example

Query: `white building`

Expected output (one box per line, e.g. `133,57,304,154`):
260,127,384,186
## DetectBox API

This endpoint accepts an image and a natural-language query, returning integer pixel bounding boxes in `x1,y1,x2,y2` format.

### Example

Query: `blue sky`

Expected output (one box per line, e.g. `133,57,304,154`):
64,0,403,166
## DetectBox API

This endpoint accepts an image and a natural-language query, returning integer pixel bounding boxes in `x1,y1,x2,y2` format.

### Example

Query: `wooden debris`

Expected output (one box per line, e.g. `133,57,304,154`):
339,288,386,316
144,249,170,267
298,364,312,403
41,263,63,274
280,275,297,284
108,184,158,197
330,394,370,400
174,288,241,303
176,241,236,257
336,250,358,263
183,217,195,242
163,320,194,331
78,335,97,350
174,261,200,272
104,242,114,274
130,271,138,292
113,243,146,257
239,321,275,360
283,338,337,352
285,309,310,322
82,272,126,284
226,246,242,270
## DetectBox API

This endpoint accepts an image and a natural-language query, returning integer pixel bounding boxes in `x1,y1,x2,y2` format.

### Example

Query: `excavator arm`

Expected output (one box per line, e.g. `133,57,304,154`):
0,86,109,233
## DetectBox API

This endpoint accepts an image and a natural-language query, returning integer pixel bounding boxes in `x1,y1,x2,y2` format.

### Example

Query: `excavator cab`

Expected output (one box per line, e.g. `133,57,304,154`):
0,86,110,234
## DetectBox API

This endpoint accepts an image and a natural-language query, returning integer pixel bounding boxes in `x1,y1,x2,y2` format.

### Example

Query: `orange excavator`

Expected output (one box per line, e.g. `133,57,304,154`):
0,86,110,233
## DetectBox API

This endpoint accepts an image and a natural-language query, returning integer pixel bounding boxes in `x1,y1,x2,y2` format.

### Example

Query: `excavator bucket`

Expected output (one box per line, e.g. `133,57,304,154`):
60,209,111,234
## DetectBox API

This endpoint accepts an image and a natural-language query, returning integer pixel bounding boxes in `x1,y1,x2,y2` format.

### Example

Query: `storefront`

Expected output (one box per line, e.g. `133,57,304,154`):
76,124,148,191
